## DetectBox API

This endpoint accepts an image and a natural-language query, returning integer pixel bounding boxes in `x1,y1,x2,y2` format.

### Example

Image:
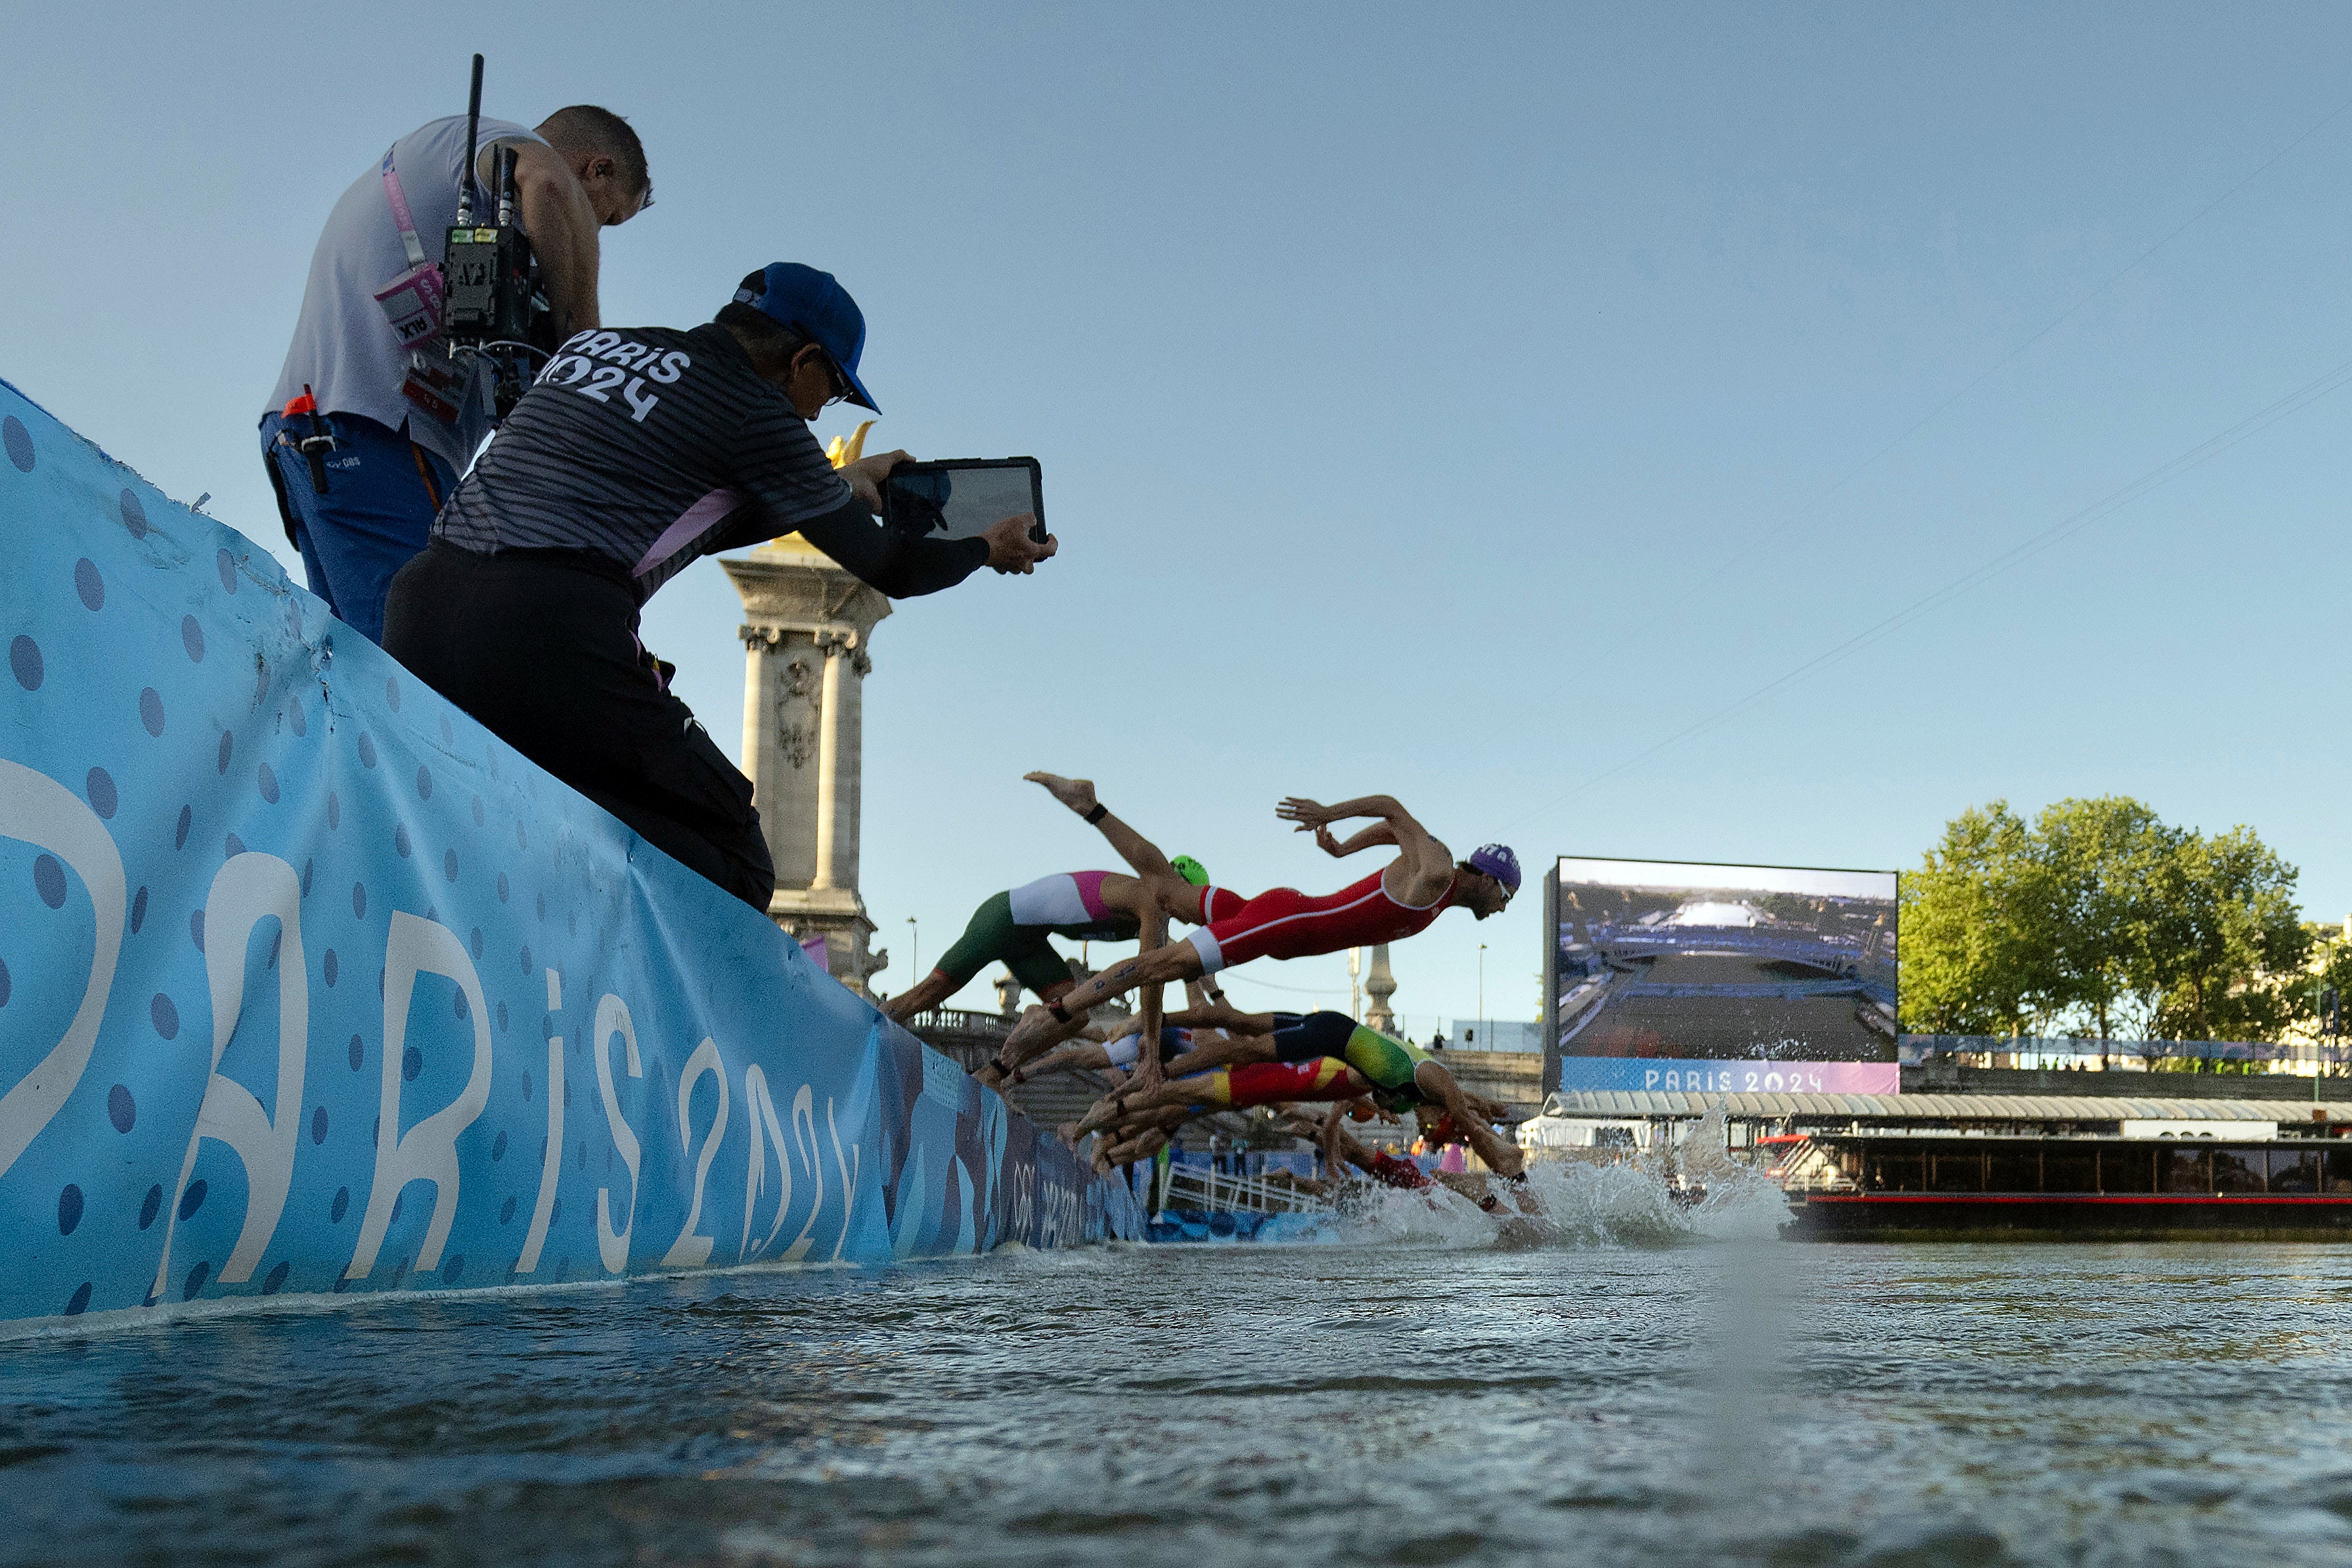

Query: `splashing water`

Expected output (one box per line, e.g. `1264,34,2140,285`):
1314,1143,1791,1252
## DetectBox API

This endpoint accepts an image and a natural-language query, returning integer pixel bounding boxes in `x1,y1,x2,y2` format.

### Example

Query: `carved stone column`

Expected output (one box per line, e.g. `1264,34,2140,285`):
1364,942,1398,1033
723,535,891,994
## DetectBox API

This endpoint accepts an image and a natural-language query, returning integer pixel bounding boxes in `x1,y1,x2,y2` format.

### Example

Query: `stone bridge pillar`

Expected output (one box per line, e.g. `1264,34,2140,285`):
1364,943,1397,1033
723,536,892,995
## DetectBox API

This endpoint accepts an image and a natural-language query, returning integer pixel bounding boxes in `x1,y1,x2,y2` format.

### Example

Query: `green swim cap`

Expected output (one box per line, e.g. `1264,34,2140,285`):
1172,855,1210,887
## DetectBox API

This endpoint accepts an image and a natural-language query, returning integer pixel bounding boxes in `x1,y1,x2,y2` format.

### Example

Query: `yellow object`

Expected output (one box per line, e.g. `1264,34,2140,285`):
824,420,876,470
765,421,878,557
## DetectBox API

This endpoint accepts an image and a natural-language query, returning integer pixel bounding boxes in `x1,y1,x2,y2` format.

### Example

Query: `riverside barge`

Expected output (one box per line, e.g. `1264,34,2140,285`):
1528,1089,2352,1241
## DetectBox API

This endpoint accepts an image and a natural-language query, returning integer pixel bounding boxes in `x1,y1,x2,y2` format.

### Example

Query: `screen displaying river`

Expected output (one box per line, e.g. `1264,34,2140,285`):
7,1166,2351,1567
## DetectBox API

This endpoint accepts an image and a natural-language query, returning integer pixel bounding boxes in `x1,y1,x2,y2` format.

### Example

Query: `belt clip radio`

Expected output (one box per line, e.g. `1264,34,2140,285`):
438,53,554,423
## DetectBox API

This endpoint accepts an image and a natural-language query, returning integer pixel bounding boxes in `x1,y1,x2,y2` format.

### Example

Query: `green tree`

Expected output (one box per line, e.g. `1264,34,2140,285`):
1902,798,2311,1052
2144,826,2309,1044
1897,802,2058,1035
2034,796,2175,1041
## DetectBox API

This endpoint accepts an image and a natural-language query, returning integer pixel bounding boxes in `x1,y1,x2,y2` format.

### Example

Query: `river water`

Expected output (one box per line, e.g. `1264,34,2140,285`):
7,1164,2352,1567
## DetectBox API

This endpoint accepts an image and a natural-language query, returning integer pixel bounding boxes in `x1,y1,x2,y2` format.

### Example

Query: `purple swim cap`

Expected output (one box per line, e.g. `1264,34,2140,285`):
1468,844,1520,893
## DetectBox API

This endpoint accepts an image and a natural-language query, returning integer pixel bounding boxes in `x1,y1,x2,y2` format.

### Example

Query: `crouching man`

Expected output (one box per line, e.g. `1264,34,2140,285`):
384,263,1054,910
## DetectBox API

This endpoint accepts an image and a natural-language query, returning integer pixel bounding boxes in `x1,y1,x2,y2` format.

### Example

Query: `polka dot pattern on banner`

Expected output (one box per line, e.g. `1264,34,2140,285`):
215,550,238,594
129,886,148,933
33,855,66,909
9,635,41,691
3,415,33,471
74,559,104,612
119,488,146,536
85,766,117,818
181,615,204,663
139,687,165,735
108,1084,135,1133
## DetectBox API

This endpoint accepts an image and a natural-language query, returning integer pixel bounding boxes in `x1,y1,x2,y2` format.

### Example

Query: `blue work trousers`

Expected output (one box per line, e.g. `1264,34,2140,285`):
259,410,458,645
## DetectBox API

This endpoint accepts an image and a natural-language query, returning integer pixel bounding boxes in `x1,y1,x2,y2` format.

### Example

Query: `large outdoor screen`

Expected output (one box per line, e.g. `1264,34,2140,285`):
1551,858,1898,1078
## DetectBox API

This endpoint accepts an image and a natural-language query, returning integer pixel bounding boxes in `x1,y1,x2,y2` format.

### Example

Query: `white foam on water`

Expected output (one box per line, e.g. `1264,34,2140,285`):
1307,1150,1792,1252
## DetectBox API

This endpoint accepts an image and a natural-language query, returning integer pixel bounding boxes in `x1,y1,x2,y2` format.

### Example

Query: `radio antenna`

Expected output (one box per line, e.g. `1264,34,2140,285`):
456,53,485,226
495,145,518,227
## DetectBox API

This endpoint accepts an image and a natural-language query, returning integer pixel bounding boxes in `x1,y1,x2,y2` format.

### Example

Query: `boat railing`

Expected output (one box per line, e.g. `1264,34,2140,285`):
1765,1136,1857,1194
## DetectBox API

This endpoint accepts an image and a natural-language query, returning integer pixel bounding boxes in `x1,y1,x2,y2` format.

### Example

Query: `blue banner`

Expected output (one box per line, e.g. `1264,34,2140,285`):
0,377,1138,1328
1553,1057,1899,1095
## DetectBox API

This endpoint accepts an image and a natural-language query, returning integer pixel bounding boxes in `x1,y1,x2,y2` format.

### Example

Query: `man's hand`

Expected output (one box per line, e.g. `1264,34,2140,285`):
982,515,1055,575
839,449,911,514
1025,771,1098,817
1275,796,1337,832
1279,798,1356,856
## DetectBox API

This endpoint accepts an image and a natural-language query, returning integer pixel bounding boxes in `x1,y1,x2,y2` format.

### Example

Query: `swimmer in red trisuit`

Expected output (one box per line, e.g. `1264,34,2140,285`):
1076,1009,1532,1196
881,773,1243,1034
994,793,1519,1069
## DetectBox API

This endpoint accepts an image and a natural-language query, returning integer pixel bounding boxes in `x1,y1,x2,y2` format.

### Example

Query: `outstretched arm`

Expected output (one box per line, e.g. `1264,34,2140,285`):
1320,1102,1349,1181
1413,1063,1526,1181
1163,1002,1280,1035
1277,795,1453,901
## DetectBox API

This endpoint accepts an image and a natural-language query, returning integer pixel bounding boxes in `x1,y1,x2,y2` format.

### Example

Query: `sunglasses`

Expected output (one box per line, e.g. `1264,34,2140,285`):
791,329,854,406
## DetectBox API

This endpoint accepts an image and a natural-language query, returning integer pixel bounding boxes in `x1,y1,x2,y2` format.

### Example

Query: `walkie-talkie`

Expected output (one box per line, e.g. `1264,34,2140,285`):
440,54,551,420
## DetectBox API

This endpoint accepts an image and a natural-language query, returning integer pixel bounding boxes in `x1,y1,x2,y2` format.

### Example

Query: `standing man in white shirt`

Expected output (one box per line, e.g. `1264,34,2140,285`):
261,102,652,643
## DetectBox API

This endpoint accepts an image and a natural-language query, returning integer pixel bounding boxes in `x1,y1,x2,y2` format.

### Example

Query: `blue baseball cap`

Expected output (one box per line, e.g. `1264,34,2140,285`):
732,263,879,413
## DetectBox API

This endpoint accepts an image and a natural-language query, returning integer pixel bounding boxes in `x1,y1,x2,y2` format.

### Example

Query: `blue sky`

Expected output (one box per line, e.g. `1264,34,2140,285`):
5,3,2351,1036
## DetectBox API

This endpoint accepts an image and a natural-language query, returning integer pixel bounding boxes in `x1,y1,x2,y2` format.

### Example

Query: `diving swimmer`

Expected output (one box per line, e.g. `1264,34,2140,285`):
995,793,1519,1070
1075,1009,1530,1187
881,773,1242,1026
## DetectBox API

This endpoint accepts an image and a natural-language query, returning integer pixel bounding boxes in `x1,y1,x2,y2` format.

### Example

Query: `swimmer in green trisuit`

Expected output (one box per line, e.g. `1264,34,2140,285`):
1076,1009,1533,1202
881,773,1244,1029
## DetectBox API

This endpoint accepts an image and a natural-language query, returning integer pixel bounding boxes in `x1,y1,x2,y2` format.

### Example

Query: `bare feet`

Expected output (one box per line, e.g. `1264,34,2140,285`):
1025,771,1097,816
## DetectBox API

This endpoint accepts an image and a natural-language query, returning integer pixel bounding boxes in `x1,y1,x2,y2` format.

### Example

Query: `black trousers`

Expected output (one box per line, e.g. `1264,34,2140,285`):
384,541,776,913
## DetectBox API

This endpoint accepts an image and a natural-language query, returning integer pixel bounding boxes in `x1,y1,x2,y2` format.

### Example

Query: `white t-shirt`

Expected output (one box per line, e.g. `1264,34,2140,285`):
267,115,546,472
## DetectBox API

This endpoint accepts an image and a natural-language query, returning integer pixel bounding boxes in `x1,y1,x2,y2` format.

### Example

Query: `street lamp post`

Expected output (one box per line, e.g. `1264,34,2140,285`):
905,917,918,1001
1478,942,1486,1049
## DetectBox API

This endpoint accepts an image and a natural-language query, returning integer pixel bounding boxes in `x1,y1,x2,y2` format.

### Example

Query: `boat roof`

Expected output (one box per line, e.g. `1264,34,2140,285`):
1538,1090,2352,1123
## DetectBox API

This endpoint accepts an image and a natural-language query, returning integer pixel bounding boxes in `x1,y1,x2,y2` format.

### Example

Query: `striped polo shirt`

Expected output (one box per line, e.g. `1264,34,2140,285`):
433,323,861,599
